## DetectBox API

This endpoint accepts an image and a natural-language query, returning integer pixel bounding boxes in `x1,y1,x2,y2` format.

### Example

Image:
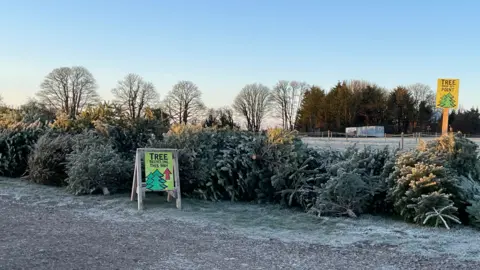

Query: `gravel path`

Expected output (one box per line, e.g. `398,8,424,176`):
1,179,480,269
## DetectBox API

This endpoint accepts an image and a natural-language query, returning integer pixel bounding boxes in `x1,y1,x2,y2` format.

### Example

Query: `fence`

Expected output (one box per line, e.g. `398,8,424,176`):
298,131,480,150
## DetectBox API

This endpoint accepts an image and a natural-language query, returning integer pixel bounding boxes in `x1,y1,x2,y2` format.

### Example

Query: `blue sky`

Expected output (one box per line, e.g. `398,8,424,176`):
1,0,479,109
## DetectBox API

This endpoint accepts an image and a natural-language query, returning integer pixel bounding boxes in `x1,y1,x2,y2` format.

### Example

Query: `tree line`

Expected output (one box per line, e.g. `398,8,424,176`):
1,66,479,134
295,81,480,134
296,81,436,134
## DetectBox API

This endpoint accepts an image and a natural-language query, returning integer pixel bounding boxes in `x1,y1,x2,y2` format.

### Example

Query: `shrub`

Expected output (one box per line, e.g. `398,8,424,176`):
26,130,107,186
0,107,23,129
49,112,77,132
416,133,480,179
268,139,329,207
305,145,393,217
266,127,296,144
26,132,74,186
150,127,480,226
152,126,393,219
389,160,456,222
411,192,459,227
95,118,168,158
309,171,370,217
151,126,328,204
148,127,257,200
387,133,480,227
0,125,44,177
467,199,480,228
65,142,132,195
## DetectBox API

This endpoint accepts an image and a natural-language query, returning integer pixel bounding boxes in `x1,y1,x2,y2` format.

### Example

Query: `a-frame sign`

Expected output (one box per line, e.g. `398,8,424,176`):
130,148,181,210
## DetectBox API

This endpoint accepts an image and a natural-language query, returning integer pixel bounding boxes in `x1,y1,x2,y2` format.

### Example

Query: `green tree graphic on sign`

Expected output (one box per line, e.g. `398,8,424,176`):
438,93,456,108
145,169,167,191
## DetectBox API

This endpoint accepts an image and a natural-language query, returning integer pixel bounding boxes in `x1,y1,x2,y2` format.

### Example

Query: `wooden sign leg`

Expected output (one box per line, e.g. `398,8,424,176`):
136,151,144,210
130,161,137,201
174,153,182,209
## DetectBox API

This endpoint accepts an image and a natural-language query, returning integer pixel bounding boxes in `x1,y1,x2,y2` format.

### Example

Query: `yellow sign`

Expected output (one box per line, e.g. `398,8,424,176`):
436,78,459,109
144,152,174,191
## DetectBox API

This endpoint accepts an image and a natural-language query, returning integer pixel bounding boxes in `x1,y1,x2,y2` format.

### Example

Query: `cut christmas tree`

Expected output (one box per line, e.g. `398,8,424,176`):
145,169,168,191
438,93,456,108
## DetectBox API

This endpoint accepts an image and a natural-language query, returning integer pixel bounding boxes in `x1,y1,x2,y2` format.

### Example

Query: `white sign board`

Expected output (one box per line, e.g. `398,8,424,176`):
130,148,181,210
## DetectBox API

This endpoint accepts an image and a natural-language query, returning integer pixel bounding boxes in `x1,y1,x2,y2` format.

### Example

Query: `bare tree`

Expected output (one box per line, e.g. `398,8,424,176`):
37,66,99,118
343,79,377,93
233,83,271,132
271,80,309,130
111,73,159,120
407,83,435,109
203,106,239,129
0,94,3,106
163,80,205,124
406,83,437,131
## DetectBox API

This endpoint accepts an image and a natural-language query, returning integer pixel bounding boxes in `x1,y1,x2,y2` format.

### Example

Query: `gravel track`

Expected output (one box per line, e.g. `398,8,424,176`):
1,179,480,270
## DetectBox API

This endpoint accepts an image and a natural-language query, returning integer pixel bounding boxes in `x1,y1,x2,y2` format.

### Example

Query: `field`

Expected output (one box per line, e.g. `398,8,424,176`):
301,136,480,150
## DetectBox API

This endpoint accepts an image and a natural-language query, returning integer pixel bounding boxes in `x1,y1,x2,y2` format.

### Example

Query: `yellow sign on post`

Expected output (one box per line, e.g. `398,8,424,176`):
144,151,175,191
436,78,459,109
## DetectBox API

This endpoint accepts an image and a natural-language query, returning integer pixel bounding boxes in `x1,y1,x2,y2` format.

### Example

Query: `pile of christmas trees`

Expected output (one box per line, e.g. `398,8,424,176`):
386,133,480,228
151,127,480,229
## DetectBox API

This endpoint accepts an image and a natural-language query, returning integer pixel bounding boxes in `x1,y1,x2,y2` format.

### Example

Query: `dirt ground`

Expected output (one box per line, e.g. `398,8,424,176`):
1,178,480,270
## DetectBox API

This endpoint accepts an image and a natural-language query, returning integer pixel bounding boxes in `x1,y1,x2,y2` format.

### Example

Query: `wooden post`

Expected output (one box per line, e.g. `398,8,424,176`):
174,151,182,209
442,108,449,135
136,150,144,210
384,133,386,142
401,132,404,150
130,160,137,201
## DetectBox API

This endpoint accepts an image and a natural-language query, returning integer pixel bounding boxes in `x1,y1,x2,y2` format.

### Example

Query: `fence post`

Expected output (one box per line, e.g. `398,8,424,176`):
345,132,348,141
401,132,404,150
384,133,387,142
328,130,330,140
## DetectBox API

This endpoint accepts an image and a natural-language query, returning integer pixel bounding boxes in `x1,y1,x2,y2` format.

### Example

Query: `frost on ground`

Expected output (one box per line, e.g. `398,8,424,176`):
301,137,480,150
1,178,479,263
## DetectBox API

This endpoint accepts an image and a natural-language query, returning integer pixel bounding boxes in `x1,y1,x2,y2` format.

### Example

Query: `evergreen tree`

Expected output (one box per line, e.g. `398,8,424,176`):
387,87,415,133
296,86,326,132
325,82,354,131
450,107,480,134
417,100,434,132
